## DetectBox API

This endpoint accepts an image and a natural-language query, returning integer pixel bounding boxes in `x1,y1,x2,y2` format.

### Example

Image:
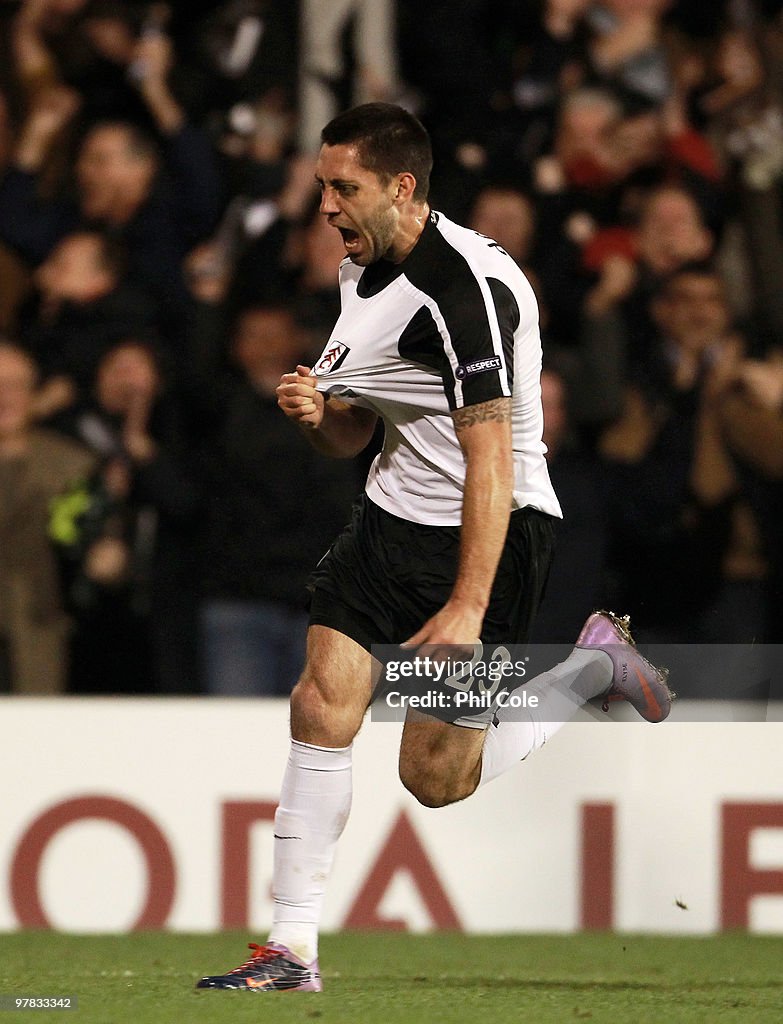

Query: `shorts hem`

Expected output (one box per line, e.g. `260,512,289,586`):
308,586,379,653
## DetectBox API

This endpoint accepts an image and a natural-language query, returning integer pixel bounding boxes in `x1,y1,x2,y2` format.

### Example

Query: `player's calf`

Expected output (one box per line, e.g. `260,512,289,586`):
399,712,484,806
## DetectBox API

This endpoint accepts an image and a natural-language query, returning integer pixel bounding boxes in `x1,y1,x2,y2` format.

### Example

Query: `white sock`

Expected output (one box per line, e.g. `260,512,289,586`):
268,739,352,962
479,647,611,787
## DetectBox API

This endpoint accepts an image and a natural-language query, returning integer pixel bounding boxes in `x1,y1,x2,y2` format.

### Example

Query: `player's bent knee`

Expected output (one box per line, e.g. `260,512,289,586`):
290,675,335,733
398,759,472,808
290,674,361,747
398,718,483,807
398,767,445,807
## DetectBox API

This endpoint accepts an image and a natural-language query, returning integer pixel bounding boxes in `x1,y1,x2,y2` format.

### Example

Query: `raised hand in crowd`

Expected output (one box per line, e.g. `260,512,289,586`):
739,351,783,411
14,84,80,173
30,374,76,422
11,0,73,84
128,11,185,136
710,347,783,480
589,0,663,72
585,252,638,317
701,30,766,115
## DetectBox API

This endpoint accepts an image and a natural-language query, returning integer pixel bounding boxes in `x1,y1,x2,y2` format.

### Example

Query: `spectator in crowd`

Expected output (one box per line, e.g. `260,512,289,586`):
0,25,222,321
712,345,783,639
55,338,199,693
185,251,361,695
534,81,722,342
10,0,159,124
599,264,760,641
469,186,537,270
0,341,94,693
542,179,717,350
699,23,783,339
17,230,157,418
634,184,715,278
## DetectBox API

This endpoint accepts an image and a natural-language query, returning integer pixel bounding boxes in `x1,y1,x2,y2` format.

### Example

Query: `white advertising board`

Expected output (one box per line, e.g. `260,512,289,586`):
2,698,782,934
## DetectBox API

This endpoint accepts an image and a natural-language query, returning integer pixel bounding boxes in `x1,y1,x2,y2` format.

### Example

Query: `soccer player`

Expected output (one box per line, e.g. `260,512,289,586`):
196,103,671,993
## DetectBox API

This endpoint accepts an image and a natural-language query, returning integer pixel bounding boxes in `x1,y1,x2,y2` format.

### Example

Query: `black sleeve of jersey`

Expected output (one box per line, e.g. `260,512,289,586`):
400,227,518,410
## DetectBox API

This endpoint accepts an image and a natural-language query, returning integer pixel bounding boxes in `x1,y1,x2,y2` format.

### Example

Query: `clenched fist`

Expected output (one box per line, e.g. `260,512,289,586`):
276,365,325,430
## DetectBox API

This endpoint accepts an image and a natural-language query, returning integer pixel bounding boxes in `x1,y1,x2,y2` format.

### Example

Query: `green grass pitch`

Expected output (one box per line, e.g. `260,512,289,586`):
1,931,782,1023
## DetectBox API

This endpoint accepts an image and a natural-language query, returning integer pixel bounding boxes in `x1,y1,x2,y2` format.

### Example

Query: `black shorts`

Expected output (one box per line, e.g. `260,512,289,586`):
307,494,557,651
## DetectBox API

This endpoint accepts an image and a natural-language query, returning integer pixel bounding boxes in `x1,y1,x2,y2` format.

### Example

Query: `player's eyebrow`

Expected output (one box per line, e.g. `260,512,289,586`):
314,175,360,189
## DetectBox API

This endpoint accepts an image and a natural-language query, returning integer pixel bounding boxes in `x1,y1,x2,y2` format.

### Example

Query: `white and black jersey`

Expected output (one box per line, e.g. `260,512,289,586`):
312,211,562,526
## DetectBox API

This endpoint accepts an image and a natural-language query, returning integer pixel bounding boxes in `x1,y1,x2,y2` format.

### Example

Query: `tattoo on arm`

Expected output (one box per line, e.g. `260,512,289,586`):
452,397,512,432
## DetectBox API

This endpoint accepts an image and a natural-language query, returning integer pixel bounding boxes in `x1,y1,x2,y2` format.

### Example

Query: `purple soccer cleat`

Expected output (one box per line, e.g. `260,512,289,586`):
196,941,322,992
576,610,673,723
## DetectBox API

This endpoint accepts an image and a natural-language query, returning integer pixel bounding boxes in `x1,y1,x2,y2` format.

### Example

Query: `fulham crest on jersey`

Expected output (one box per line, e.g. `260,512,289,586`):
315,342,350,375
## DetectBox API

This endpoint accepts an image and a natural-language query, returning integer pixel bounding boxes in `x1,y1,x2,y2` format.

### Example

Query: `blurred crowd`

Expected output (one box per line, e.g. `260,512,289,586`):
1,0,782,697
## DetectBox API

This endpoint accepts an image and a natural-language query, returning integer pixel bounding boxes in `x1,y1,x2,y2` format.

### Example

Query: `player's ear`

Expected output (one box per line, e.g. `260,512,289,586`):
394,172,417,204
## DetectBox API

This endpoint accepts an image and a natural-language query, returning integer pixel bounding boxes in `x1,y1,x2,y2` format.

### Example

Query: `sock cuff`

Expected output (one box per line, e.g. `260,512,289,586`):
290,738,353,771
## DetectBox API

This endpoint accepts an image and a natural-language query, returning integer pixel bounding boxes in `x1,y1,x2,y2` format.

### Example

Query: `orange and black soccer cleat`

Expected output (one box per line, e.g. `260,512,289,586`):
196,942,322,992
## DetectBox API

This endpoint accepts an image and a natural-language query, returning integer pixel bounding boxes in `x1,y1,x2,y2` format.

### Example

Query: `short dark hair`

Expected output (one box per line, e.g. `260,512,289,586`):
321,103,432,202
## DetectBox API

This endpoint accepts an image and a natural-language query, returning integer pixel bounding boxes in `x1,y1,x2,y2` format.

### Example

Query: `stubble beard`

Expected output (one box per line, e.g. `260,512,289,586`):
352,205,398,266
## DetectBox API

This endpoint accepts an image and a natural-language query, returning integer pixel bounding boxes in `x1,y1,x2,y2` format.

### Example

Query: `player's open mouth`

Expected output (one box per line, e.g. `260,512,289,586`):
337,227,360,250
